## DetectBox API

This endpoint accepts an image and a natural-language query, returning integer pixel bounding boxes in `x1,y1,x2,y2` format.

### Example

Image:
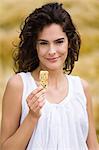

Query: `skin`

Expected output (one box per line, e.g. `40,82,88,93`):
0,23,99,150
82,79,99,149
0,75,45,150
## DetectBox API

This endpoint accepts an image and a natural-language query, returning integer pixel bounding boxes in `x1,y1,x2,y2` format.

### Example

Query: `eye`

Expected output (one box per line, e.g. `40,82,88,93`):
39,42,48,45
56,40,64,44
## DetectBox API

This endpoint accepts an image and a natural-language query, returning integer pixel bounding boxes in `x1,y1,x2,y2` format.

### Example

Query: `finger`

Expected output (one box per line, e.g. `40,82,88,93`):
33,104,41,112
26,88,45,103
31,86,44,96
33,89,45,102
29,94,45,109
27,86,43,99
31,99,40,110
36,81,42,87
34,99,45,112
39,99,46,108
30,89,45,105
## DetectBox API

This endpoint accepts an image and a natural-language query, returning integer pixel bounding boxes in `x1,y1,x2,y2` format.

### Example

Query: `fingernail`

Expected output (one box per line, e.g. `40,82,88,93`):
43,89,46,92
39,85,43,89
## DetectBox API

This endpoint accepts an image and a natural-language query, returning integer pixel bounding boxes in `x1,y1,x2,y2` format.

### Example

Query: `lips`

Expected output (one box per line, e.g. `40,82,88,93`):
46,56,60,62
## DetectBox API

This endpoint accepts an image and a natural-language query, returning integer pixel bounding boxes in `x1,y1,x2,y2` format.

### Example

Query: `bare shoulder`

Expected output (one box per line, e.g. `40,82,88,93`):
80,78,91,105
80,78,89,91
1,74,23,144
7,73,23,90
2,73,23,105
80,80,99,148
3,73,23,110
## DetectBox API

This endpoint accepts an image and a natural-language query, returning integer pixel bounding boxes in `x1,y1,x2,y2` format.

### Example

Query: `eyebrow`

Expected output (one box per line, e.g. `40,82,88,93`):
55,38,65,42
37,37,65,42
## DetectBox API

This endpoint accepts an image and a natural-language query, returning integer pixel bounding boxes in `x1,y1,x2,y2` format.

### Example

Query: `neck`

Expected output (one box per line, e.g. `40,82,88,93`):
48,70,65,89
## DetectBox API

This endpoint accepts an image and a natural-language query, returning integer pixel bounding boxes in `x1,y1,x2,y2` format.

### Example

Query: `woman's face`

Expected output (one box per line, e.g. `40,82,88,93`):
36,23,68,71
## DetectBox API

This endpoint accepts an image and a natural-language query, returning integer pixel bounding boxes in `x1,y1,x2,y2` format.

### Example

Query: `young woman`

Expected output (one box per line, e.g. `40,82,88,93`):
0,2,99,150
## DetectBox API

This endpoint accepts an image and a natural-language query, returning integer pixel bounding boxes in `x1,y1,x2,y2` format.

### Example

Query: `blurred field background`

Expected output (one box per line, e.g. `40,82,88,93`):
0,0,99,140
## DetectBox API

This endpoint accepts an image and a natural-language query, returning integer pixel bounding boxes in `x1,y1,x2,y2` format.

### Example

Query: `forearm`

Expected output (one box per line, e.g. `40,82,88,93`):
1,112,39,150
88,147,99,150
88,143,99,150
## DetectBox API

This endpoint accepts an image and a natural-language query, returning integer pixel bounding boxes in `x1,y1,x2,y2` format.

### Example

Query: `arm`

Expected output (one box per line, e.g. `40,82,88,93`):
0,74,45,150
81,79,99,150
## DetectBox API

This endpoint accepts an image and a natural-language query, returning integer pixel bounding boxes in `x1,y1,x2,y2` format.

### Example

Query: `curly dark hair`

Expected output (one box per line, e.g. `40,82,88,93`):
13,2,81,74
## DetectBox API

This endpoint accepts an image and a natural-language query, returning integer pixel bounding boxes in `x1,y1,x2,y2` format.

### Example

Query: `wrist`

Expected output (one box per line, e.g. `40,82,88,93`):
28,110,41,121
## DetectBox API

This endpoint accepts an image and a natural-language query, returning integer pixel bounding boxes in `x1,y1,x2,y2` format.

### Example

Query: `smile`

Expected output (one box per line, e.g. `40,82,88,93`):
46,56,60,62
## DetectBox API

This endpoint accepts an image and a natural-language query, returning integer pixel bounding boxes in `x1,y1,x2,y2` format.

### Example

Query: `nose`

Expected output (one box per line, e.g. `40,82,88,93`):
48,45,56,56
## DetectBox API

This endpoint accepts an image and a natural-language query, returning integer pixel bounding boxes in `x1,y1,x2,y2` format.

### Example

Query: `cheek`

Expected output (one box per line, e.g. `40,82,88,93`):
37,48,46,57
37,50,48,63
60,44,68,55
60,45,68,61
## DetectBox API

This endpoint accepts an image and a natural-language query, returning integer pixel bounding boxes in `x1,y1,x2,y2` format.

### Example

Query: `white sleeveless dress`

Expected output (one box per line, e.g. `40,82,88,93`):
19,72,89,150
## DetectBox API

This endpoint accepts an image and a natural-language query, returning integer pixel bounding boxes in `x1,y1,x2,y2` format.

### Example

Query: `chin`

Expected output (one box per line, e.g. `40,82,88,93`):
45,65,62,71
40,61,63,71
